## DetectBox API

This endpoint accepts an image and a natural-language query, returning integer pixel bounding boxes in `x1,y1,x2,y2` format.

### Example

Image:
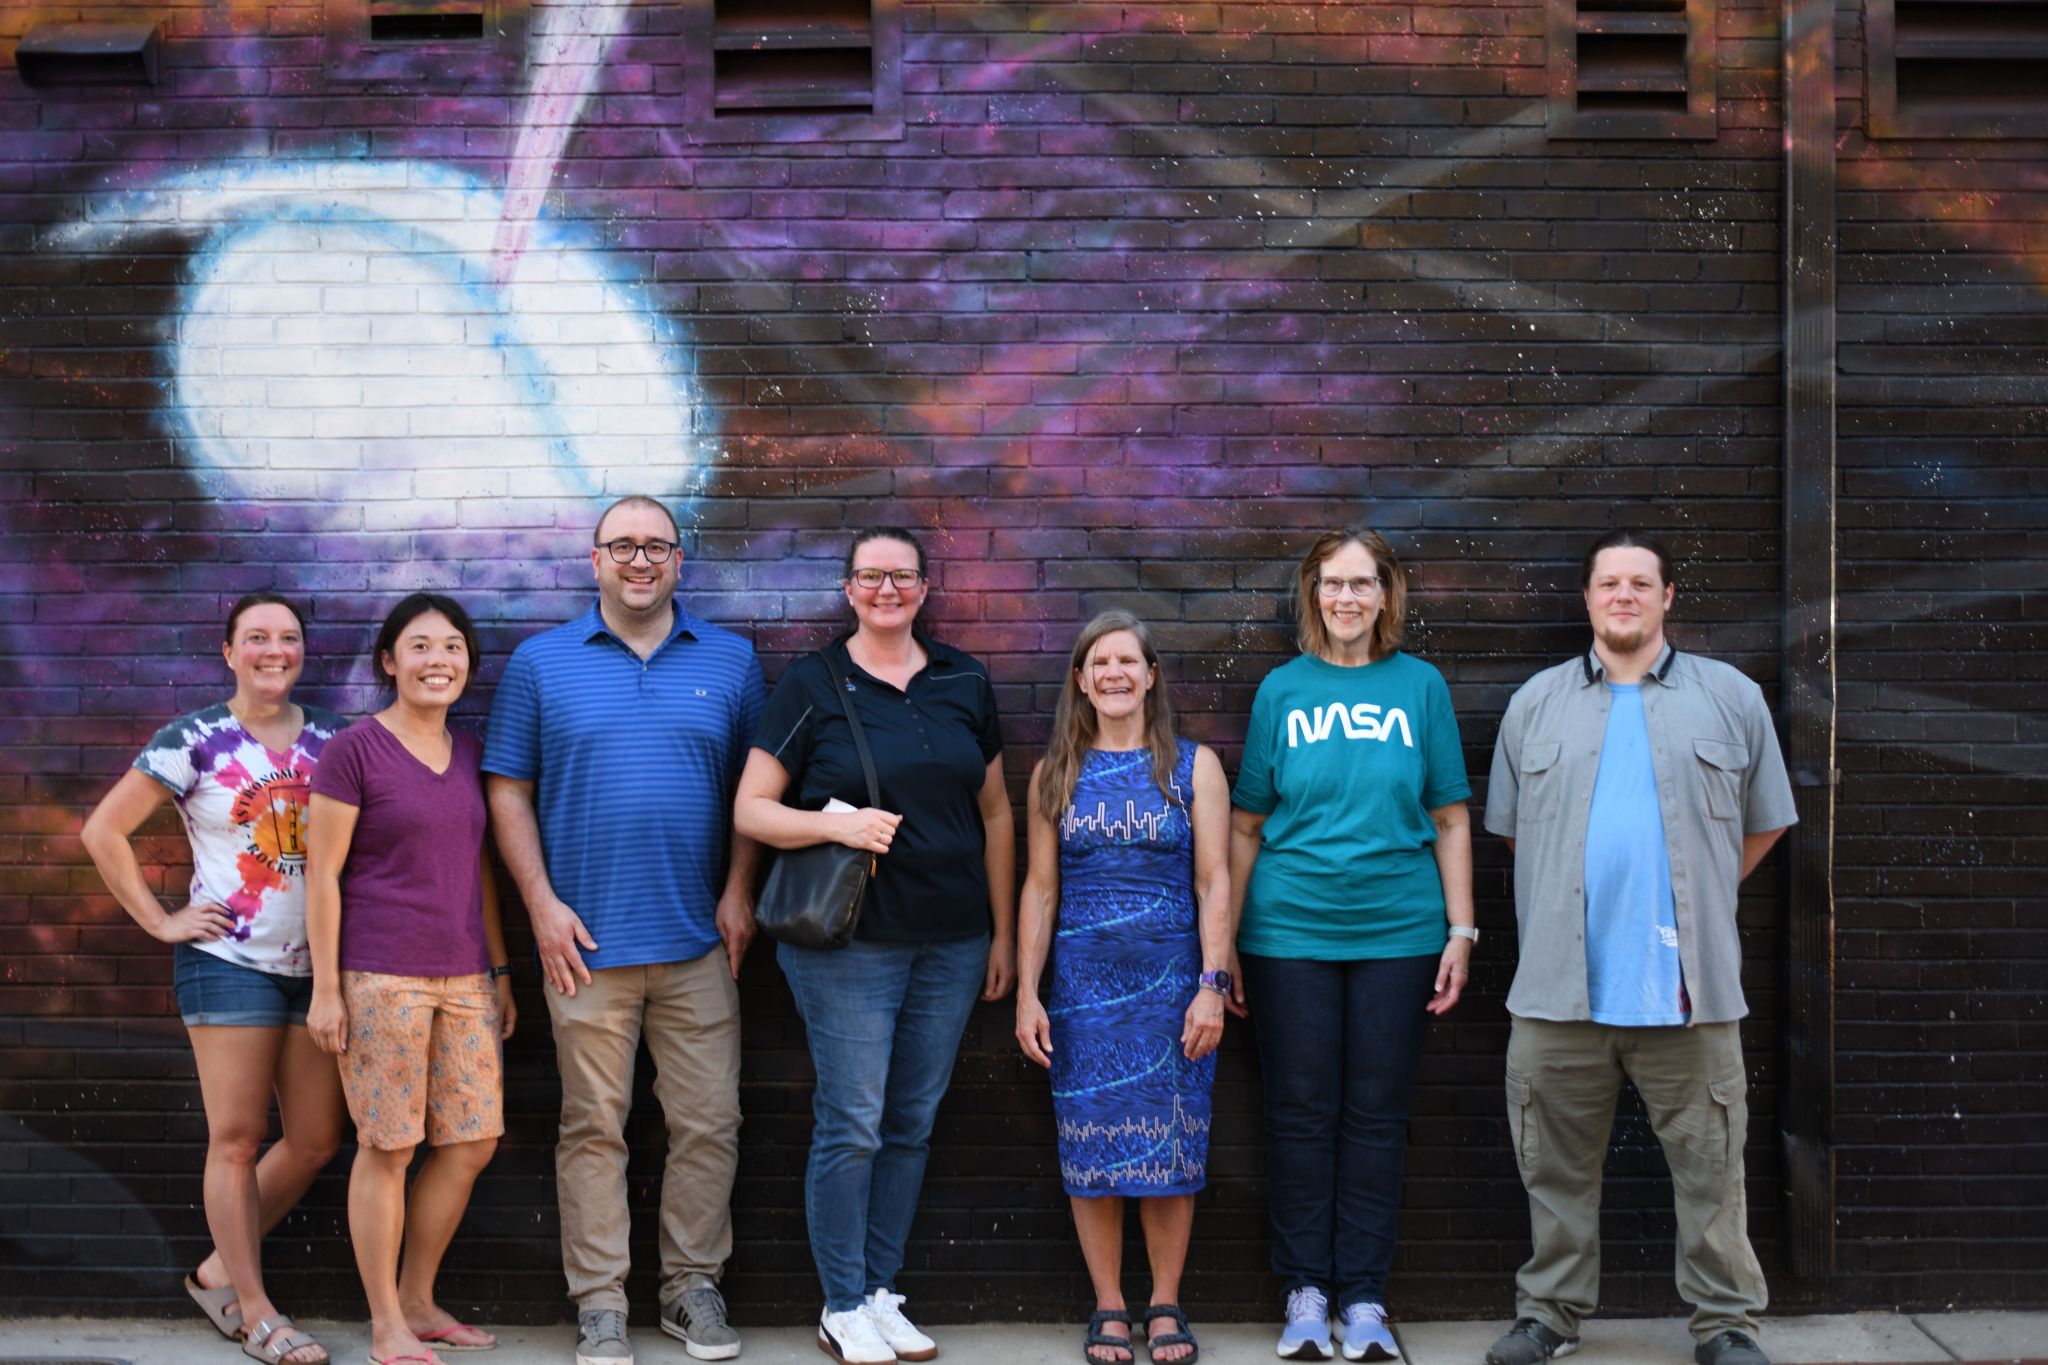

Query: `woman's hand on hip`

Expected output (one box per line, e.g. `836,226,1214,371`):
1015,993,1053,1068
1426,934,1472,1016
152,900,237,944
1182,987,1226,1060
834,807,902,854
307,989,348,1055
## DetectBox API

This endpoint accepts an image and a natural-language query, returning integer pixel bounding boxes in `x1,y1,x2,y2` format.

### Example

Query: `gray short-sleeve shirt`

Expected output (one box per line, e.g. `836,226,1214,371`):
1484,645,1798,1024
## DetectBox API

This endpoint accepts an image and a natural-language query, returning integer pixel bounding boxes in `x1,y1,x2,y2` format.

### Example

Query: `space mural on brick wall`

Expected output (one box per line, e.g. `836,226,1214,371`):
0,0,1811,1319
5,0,2043,1324
49,0,688,529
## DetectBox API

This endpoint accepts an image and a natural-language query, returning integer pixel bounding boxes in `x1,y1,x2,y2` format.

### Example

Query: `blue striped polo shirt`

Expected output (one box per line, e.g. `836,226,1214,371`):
482,601,765,970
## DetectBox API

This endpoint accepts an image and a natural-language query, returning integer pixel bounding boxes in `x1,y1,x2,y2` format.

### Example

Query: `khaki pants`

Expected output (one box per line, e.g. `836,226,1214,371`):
544,951,741,1312
1504,1018,1767,1342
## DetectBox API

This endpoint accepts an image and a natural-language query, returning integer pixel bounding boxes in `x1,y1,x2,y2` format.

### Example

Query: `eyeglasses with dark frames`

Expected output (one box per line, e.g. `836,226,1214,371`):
601,538,676,564
849,568,925,590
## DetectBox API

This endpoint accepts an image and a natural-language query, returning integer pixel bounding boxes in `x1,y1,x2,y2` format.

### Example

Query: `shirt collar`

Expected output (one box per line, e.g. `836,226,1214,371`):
1580,641,1678,686
831,632,952,681
579,600,698,648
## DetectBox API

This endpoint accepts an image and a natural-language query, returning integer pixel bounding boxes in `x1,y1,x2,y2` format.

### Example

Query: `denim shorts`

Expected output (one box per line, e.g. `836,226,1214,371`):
173,942,314,1028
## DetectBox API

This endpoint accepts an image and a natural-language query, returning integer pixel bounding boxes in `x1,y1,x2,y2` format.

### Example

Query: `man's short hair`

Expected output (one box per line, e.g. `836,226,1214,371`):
593,495,680,546
1579,530,1674,590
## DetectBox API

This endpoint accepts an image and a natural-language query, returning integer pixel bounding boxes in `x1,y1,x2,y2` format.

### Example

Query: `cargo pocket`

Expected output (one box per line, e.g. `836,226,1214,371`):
1505,1071,1538,1173
1706,1072,1748,1185
1517,741,1564,824
1693,738,1748,822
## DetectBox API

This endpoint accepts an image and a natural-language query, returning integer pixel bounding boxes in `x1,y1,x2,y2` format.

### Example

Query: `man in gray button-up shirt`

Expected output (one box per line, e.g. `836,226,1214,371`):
1479,532,1797,1365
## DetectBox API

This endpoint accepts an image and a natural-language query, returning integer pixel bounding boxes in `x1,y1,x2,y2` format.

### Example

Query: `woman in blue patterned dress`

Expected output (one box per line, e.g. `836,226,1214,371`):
1017,611,1237,1365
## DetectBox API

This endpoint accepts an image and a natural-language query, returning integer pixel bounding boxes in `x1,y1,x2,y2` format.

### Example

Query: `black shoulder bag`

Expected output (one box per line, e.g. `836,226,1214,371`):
754,648,881,951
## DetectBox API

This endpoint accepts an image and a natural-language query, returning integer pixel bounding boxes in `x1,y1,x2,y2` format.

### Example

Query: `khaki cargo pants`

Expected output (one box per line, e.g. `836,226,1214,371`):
1504,1017,1768,1342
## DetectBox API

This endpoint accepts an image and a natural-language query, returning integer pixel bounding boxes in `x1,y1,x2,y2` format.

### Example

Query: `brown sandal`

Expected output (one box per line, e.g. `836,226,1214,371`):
242,1316,330,1365
185,1270,243,1340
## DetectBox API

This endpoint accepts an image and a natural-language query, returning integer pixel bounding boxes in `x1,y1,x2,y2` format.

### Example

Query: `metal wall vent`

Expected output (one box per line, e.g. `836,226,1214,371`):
15,21,162,87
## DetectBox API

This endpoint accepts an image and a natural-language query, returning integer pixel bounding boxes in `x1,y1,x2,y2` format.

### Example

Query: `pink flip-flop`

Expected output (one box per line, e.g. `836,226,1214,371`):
416,1324,496,1352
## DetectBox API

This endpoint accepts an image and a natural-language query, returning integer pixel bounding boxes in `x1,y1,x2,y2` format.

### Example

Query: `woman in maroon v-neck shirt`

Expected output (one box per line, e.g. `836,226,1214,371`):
307,593,516,1365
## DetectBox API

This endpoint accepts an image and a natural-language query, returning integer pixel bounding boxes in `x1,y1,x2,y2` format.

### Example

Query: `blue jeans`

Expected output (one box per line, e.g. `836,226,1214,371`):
778,933,989,1311
1241,951,1439,1310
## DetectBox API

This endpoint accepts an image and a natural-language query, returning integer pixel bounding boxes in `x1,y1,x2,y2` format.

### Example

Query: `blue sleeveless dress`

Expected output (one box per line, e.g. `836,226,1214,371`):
1048,739,1213,1197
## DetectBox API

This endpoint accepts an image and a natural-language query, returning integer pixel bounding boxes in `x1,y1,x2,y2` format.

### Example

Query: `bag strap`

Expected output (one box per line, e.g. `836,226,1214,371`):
819,645,882,810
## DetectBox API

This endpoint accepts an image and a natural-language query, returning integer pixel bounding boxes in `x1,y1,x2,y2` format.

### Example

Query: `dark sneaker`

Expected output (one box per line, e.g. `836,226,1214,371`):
1483,1318,1579,1365
660,1280,742,1361
576,1308,632,1365
1695,1330,1771,1365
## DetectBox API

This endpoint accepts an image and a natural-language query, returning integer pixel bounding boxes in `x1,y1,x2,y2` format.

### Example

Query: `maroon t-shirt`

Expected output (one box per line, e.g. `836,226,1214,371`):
310,718,489,977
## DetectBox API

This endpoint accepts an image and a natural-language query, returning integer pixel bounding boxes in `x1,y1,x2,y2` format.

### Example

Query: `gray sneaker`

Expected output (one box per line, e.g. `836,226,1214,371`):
660,1280,742,1361
1484,1318,1579,1365
576,1308,633,1365
1695,1330,1770,1365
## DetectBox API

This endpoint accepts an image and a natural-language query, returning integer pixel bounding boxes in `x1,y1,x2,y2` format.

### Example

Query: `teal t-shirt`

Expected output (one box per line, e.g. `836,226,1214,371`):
1233,651,1472,960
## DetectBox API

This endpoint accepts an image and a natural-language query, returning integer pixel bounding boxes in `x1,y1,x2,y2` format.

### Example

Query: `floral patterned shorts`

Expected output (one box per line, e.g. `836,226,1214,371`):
338,970,503,1151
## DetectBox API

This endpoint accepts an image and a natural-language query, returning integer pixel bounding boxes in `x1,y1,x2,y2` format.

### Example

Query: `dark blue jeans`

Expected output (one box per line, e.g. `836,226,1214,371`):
1242,951,1440,1311
778,933,989,1311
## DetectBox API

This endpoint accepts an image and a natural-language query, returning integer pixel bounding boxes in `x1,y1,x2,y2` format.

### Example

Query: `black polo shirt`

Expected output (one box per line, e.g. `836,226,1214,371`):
755,635,1004,944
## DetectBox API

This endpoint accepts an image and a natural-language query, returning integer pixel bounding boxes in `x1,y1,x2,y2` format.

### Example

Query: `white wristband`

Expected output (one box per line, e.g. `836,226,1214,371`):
1447,924,1479,943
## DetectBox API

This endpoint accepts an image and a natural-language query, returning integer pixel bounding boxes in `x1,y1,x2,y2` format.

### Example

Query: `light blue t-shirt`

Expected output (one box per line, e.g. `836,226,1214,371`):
1584,683,1689,1025
1233,651,1471,960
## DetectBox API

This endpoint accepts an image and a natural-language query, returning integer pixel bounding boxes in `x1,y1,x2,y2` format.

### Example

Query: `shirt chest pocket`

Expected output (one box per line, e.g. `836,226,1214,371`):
1692,738,1748,822
1516,740,1565,824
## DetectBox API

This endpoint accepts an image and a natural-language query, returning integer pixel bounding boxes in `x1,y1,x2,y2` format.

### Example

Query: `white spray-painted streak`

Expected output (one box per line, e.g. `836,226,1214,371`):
53,161,698,521
492,0,636,285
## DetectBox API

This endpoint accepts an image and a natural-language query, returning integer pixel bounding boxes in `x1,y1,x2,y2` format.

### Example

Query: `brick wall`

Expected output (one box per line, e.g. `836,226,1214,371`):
1830,10,2048,1306
1,0,2040,1326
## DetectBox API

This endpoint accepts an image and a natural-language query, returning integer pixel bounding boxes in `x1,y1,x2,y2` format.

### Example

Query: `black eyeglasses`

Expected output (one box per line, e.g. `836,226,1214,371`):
849,568,924,590
601,538,676,564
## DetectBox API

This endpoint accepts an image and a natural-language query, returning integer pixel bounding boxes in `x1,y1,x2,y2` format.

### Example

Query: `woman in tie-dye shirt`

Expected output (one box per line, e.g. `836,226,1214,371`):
81,592,345,1365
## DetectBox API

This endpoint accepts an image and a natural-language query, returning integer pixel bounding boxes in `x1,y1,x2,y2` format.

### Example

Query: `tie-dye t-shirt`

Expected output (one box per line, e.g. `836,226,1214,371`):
133,703,346,977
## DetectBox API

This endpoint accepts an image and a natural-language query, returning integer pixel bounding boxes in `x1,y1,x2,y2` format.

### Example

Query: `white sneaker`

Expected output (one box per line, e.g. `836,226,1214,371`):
864,1288,937,1362
818,1305,897,1365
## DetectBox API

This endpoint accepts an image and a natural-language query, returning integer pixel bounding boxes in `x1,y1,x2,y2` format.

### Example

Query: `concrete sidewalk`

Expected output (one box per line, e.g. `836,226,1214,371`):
3,1313,2044,1365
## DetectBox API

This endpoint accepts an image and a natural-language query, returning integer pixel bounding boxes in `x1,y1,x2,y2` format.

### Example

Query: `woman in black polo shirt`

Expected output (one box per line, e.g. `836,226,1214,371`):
734,527,1016,1365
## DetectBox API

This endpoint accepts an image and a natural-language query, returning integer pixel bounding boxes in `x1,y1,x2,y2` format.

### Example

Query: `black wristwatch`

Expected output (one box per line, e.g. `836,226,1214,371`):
489,964,513,980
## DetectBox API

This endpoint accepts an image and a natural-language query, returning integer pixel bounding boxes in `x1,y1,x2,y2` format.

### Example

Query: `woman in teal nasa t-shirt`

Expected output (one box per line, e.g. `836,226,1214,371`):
1229,527,1477,1361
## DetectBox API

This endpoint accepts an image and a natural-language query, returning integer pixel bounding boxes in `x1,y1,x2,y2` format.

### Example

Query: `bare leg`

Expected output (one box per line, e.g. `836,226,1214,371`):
1072,1195,1131,1364
351,1143,442,1365
189,1027,286,1329
190,1025,334,1365
1139,1196,1197,1364
398,1138,499,1347
192,1026,345,1308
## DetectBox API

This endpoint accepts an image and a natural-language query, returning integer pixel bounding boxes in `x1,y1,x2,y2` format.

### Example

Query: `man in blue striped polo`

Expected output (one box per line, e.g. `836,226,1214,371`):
485,495,765,1365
